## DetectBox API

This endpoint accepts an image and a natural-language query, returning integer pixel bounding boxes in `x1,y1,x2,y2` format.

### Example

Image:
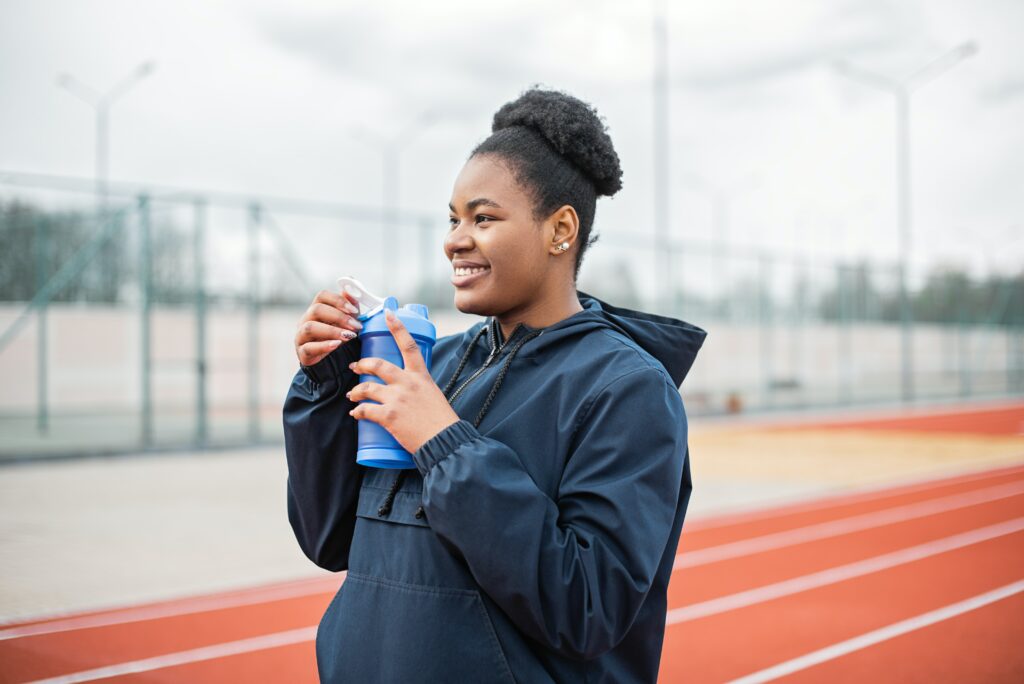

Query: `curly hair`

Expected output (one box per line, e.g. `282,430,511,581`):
470,85,624,279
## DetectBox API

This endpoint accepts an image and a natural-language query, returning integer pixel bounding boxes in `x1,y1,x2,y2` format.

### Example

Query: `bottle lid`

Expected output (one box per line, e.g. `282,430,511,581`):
337,275,385,321
336,277,436,341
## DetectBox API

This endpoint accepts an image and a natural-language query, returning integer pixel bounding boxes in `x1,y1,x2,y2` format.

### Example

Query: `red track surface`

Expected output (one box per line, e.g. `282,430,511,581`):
3,466,1023,682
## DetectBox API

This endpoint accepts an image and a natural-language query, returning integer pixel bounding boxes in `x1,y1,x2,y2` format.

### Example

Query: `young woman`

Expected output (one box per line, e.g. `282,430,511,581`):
285,87,706,683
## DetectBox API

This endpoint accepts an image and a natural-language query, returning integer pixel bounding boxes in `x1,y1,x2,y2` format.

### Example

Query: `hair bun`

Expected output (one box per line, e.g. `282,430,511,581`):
491,86,623,197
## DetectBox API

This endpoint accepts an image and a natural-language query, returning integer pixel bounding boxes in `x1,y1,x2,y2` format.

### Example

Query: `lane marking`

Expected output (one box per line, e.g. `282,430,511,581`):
666,517,1024,624
726,579,1024,683
0,575,341,641
675,480,1024,570
24,626,317,684
7,467,1022,643
687,462,1024,532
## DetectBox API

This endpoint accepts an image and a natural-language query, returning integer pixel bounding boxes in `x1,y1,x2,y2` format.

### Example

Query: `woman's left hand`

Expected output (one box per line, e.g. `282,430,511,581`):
346,309,461,454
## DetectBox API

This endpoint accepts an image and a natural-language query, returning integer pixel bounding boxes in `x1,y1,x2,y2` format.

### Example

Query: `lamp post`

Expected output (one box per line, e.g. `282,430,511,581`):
350,111,437,295
56,61,156,302
652,0,671,312
56,61,157,213
833,42,977,403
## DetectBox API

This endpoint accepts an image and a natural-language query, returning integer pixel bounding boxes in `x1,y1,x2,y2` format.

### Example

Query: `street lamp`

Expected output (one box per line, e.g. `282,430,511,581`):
652,0,671,312
350,110,438,294
833,42,977,403
56,60,157,211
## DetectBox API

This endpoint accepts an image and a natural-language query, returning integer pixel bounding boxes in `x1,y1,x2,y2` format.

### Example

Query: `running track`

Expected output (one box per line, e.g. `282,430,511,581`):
2,421,1023,681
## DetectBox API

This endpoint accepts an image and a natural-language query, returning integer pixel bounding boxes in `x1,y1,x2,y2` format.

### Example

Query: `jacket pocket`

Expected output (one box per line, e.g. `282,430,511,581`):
316,571,517,684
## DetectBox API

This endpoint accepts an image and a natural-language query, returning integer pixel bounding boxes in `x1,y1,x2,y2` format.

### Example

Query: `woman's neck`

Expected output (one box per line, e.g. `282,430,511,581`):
495,290,583,341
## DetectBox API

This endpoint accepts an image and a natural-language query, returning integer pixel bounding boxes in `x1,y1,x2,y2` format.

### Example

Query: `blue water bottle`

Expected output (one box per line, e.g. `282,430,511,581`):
338,276,437,469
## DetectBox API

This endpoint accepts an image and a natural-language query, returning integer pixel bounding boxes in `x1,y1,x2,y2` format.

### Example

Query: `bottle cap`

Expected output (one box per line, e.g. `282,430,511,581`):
337,275,385,321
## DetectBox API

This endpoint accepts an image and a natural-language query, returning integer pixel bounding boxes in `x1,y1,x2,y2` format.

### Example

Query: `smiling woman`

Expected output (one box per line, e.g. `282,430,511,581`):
284,85,707,684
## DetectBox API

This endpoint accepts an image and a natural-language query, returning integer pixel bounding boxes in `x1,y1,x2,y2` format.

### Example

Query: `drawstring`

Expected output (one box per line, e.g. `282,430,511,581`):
377,469,406,517
440,324,490,397
380,319,540,520
473,328,543,428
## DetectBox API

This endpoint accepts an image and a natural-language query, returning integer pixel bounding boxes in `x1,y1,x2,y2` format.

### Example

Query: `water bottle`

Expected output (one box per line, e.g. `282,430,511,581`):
338,276,437,469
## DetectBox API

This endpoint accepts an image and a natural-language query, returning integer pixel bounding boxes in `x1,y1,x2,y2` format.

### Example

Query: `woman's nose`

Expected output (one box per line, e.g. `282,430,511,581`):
444,224,473,257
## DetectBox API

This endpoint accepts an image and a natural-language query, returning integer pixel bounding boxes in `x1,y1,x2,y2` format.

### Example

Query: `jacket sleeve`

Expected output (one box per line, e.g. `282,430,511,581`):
411,366,687,660
283,340,364,572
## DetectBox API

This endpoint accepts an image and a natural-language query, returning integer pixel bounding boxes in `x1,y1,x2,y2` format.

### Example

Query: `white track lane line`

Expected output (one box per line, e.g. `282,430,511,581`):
8,479,1024,642
25,626,318,684
726,579,1024,684
21,521,1024,682
666,516,1024,625
0,575,342,641
688,462,1024,532
675,480,1024,570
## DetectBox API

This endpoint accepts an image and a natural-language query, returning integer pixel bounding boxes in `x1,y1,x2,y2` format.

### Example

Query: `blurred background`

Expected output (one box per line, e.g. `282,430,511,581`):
2,0,1021,457
1,1,1023,682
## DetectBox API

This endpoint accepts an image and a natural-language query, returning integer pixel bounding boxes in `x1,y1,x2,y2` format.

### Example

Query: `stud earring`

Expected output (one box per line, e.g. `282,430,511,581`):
555,241,570,252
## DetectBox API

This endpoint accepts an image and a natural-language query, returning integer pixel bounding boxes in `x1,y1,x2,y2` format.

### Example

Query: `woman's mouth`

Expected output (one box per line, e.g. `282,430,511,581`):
451,265,491,287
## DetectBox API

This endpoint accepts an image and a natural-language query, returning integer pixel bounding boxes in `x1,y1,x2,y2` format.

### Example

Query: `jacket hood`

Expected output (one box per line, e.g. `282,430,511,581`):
484,290,707,388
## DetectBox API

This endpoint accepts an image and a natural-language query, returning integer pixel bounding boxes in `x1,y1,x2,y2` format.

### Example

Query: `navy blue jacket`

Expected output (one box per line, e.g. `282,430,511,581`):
284,292,706,683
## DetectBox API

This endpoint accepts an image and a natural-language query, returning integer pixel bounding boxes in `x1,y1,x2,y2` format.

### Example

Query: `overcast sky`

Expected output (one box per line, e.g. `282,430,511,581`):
1,0,1021,299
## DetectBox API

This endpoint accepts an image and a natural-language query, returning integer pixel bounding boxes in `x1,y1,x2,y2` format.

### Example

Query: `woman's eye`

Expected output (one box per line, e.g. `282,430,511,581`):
448,215,494,229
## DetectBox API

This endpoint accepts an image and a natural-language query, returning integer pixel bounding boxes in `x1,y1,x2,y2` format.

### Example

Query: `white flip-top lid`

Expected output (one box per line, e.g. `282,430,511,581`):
336,275,386,321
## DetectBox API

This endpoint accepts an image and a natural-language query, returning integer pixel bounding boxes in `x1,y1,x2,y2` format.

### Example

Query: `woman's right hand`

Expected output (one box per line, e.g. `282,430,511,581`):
294,289,364,367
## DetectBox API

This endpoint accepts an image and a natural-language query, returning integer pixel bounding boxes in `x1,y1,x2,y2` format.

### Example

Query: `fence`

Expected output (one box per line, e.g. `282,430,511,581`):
1,170,1021,458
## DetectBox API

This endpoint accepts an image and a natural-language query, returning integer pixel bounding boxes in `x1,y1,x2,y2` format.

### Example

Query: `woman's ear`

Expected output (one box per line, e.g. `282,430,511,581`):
548,205,580,255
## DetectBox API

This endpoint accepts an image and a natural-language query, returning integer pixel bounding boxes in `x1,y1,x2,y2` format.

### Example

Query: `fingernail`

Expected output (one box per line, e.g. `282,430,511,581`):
328,339,341,348
345,303,359,315
351,318,363,330
385,309,395,321
348,362,357,370
341,330,357,339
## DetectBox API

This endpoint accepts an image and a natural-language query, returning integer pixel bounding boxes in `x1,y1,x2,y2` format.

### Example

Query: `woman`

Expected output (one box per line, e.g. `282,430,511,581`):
285,86,706,683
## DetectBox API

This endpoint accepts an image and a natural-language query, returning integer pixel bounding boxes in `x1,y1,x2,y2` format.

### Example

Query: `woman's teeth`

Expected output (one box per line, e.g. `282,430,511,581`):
454,266,489,276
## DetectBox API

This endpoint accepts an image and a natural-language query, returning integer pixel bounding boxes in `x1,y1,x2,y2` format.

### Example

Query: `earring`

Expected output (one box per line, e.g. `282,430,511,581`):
555,241,570,252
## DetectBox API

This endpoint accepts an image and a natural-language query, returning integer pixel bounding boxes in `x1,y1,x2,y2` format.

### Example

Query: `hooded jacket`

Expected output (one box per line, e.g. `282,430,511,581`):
284,291,706,683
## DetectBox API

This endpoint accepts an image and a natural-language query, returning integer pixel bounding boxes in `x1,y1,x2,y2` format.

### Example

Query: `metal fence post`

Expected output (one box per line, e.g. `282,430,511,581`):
958,298,971,398
35,217,50,435
138,195,153,447
838,263,852,404
759,253,773,409
248,203,261,443
194,198,209,445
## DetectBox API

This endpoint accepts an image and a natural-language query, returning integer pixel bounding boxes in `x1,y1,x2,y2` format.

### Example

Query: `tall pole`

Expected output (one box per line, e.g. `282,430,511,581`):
652,0,671,312
248,203,262,443
138,194,153,447
833,42,977,404
35,218,49,435
896,89,912,403
56,62,155,202
57,61,155,300
194,198,209,446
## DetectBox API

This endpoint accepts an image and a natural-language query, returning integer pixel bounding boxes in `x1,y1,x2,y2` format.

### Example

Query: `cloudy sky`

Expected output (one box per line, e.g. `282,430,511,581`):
1,0,1021,300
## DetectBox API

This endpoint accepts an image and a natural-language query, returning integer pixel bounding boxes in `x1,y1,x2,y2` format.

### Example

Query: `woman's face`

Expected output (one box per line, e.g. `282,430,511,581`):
445,154,554,318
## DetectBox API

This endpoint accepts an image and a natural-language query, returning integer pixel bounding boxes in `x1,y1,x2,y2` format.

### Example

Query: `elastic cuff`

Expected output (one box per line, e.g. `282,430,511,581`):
300,339,362,385
413,419,480,475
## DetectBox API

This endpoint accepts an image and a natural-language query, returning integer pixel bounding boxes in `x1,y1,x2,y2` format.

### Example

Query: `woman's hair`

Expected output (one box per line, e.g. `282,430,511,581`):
470,85,623,279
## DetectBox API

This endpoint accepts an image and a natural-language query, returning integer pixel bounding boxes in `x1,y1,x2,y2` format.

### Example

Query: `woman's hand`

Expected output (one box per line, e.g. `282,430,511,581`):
294,289,364,367
346,309,461,454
